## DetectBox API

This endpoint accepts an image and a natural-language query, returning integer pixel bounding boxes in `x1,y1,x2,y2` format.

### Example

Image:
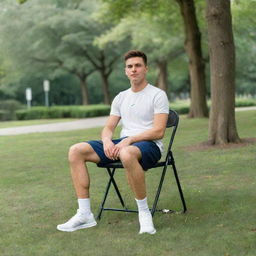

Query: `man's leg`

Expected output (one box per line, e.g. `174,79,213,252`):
57,142,100,232
69,142,100,198
119,146,156,235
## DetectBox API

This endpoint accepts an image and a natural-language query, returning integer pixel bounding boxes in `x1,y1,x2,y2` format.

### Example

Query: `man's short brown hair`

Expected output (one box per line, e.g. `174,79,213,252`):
124,50,147,66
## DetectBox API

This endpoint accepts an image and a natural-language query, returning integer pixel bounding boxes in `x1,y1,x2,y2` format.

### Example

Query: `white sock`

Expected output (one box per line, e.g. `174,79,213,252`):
78,198,92,215
135,197,150,214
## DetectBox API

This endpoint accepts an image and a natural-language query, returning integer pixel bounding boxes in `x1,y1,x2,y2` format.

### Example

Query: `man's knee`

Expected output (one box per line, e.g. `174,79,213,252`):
68,143,91,163
119,146,140,166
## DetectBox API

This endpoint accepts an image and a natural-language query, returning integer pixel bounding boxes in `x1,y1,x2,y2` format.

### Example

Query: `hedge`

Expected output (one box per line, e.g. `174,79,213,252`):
171,98,256,115
12,98,256,120
15,105,111,120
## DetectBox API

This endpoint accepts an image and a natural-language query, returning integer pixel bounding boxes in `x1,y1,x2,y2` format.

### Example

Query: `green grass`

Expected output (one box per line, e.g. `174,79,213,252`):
0,111,255,256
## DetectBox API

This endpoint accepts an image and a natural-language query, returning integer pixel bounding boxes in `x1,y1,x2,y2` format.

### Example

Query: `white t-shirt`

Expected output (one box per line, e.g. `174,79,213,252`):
110,84,169,152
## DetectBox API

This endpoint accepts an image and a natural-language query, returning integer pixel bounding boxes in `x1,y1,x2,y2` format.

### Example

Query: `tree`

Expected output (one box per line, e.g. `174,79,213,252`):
0,0,120,105
96,12,184,94
175,0,208,117
206,0,240,144
100,0,208,117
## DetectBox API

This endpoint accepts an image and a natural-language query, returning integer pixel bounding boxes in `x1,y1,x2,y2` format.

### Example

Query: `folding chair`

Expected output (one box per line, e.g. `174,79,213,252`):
96,109,187,220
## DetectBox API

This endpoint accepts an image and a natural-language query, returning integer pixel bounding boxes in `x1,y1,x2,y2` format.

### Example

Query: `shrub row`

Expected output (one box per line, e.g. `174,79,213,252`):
6,98,256,120
171,98,256,115
235,98,256,107
15,105,111,120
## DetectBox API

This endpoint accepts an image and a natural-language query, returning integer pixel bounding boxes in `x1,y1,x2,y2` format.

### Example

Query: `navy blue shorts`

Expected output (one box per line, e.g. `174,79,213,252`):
86,138,161,171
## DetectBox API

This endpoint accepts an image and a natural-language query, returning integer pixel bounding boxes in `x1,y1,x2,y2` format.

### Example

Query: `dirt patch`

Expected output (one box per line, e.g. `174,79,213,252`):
184,137,256,152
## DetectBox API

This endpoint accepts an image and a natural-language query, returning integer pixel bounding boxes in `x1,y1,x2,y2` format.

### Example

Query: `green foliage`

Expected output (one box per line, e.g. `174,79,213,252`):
0,110,8,121
171,98,256,115
235,98,256,107
101,0,175,23
0,0,123,104
0,0,255,106
0,99,22,120
232,1,256,95
97,0,184,62
15,104,111,120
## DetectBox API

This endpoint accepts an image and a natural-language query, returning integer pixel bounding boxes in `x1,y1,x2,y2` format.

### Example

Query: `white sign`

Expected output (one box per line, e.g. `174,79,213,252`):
26,88,32,101
43,80,50,92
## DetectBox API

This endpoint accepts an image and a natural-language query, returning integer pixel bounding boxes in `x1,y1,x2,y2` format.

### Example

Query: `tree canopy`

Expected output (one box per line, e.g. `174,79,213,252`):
0,0,255,107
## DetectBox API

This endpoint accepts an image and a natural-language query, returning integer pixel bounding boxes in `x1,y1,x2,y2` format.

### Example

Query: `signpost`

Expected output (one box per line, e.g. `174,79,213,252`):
43,80,50,107
25,88,32,109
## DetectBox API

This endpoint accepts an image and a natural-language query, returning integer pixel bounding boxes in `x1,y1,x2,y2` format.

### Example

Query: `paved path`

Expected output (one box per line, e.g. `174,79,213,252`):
0,116,108,136
0,106,255,136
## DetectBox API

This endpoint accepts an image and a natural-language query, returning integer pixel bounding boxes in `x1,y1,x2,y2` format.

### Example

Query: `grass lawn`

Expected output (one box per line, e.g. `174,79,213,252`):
0,111,255,256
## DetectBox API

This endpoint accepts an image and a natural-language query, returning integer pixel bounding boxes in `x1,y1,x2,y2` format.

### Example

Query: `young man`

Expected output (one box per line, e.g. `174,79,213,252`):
57,50,169,234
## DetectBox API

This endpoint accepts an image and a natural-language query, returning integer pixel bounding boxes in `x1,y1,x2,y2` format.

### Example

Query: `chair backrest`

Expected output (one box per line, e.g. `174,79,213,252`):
164,110,179,162
166,109,179,128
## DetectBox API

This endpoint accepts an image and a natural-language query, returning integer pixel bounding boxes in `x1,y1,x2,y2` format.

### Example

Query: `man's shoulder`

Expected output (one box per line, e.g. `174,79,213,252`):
116,88,131,97
112,88,130,104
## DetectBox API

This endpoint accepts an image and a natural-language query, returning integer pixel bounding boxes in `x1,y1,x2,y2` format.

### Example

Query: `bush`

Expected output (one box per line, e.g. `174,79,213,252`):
15,105,111,120
13,98,256,120
171,98,256,115
235,98,256,107
0,100,23,120
171,105,190,115
0,110,8,121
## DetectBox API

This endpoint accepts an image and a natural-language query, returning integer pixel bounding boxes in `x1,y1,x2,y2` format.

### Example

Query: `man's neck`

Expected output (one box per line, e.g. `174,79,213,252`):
130,80,148,92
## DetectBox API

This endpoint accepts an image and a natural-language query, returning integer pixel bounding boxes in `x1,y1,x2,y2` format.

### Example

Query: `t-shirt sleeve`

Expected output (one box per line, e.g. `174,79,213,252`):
110,93,121,116
154,90,170,114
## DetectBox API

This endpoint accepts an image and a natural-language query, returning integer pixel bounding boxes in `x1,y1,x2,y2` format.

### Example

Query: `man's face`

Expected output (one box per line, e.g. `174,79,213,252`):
125,57,148,84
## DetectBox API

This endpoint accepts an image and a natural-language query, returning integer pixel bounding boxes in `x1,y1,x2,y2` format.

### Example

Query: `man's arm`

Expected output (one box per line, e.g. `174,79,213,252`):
129,113,168,142
101,115,121,160
112,113,168,158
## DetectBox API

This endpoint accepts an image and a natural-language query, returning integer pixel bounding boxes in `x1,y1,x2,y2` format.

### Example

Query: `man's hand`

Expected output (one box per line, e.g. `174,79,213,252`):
111,137,133,159
103,137,133,160
103,138,116,160
101,115,121,160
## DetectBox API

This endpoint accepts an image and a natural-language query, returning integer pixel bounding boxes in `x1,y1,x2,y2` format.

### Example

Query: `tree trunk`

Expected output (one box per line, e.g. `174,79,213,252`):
79,79,89,105
156,60,168,93
206,0,240,144
176,0,208,118
100,72,111,105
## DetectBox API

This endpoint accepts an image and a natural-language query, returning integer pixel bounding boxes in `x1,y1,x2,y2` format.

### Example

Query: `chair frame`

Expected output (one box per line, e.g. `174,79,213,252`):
96,110,187,220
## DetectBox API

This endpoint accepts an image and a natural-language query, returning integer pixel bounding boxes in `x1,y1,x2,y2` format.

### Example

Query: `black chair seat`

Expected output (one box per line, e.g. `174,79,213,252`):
97,156,173,169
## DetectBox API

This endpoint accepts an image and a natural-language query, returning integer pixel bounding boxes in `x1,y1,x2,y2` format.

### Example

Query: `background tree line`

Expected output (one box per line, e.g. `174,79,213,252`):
0,0,255,105
0,0,255,144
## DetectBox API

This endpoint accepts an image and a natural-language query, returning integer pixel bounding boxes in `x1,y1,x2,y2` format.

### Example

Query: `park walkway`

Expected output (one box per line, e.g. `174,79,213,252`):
0,116,108,136
0,106,255,136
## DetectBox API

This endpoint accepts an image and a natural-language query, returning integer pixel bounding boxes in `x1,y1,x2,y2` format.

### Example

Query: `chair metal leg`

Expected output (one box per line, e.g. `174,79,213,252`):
151,165,168,216
106,168,126,208
97,169,114,220
97,168,127,220
151,154,187,216
171,159,187,213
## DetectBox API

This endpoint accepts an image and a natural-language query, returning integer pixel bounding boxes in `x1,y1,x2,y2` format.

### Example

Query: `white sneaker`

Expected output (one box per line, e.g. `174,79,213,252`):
57,210,97,232
138,211,156,235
